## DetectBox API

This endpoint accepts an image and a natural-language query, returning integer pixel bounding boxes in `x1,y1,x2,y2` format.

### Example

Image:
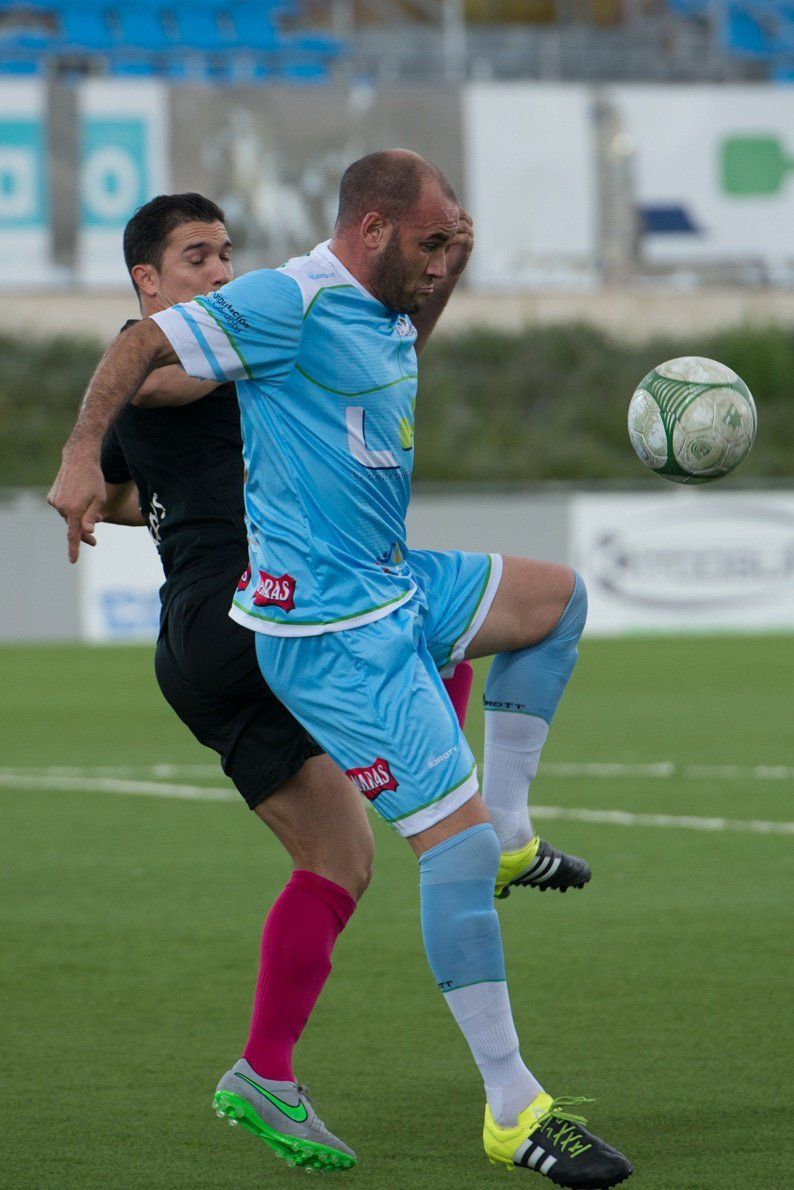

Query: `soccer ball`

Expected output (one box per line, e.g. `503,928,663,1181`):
627,356,757,484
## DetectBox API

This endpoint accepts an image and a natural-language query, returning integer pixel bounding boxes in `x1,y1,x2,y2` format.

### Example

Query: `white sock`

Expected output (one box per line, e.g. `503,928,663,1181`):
444,981,543,1127
483,711,550,851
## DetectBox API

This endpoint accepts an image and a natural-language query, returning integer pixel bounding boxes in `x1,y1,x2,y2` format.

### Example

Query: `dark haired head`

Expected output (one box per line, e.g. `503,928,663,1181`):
335,150,457,232
123,193,226,294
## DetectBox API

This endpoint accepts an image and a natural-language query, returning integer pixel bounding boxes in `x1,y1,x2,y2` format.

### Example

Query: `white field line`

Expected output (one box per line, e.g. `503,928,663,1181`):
543,762,794,781
0,767,793,835
1,761,794,780
531,805,794,836
3,761,794,781
0,773,236,802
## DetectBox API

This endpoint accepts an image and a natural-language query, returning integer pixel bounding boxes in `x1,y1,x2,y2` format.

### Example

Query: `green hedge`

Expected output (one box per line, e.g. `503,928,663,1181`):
2,324,792,487
415,323,794,484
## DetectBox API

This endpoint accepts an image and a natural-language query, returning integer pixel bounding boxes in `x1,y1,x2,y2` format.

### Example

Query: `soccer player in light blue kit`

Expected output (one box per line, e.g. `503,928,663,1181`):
50,151,632,1186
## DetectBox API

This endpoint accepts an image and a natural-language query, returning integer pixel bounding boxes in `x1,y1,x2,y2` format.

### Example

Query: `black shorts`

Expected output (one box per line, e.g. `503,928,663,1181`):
154,575,323,810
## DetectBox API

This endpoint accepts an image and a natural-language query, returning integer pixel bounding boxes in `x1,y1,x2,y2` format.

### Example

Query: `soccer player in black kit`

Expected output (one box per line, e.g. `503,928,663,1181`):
70,192,476,1174
94,194,371,1168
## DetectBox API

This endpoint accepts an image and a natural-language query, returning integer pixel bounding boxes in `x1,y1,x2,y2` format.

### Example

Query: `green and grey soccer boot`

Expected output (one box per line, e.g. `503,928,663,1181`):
213,1058,356,1170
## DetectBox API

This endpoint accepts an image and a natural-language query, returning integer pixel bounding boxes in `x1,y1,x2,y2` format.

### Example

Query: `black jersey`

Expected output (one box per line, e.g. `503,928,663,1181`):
100,321,248,610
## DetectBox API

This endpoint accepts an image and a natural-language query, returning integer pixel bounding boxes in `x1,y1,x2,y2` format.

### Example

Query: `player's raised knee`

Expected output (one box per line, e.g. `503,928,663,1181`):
556,568,587,642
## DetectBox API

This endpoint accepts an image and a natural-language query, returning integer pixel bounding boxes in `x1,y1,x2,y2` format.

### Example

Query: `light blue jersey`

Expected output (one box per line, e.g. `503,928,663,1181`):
152,241,419,636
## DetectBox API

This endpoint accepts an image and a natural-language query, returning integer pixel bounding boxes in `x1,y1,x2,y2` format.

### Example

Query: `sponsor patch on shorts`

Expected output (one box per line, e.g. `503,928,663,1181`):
345,757,399,800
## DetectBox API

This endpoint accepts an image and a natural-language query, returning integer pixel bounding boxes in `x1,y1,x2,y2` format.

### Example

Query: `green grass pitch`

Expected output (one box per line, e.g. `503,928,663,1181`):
1,637,792,1189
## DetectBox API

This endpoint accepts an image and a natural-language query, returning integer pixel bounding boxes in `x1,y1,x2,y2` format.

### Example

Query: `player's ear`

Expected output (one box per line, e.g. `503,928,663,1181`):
361,211,390,249
131,263,159,298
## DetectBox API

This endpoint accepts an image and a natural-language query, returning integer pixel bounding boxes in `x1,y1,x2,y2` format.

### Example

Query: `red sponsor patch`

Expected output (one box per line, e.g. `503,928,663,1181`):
252,570,296,612
237,565,252,591
345,757,399,800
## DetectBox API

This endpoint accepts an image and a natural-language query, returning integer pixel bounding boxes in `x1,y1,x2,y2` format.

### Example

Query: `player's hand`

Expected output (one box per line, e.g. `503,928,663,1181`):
444,208,474,279
47,454,107,563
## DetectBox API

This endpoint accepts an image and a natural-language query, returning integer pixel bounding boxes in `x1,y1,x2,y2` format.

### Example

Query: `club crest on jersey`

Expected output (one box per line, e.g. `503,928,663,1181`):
394,315,414,339
252,570,296,611
237,565,252,591
345,758,399,800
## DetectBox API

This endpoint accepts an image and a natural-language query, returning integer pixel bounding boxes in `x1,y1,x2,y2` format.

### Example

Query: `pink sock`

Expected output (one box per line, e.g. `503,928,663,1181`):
443,660,474,728
243,870,356,1081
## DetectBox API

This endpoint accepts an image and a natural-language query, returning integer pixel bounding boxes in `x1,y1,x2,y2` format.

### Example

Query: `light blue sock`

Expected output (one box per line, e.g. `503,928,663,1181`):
483,572,587,848
419,822,539,1122
484,570,587,723
419,822,505,992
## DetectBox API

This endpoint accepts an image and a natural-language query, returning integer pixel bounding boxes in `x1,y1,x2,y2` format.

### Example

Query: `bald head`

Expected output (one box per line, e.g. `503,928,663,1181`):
330,149,461,314
335,149,457,233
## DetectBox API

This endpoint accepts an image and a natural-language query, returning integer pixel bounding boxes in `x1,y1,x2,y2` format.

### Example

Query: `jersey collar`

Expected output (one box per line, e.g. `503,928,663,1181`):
314,240,390,314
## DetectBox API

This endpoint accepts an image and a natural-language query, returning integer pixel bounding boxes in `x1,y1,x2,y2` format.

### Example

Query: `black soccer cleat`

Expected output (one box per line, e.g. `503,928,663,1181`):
484,1094,633,1188
495,836,592,899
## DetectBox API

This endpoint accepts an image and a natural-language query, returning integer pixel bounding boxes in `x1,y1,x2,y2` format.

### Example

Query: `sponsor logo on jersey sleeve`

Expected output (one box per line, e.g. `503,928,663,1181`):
345,757,399,800
252,570,296,611
237,565,252,591
207,291,251,334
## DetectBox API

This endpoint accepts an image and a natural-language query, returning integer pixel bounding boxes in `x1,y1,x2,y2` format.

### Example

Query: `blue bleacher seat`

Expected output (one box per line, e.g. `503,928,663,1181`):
116,7,172,53
58,4,115,51
0,54,41,72
725,3,776,56
228,3,280,52
171,5,235,52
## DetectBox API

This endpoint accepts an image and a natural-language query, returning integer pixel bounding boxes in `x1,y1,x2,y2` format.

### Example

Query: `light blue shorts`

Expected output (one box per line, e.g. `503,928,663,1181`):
255,550,502,836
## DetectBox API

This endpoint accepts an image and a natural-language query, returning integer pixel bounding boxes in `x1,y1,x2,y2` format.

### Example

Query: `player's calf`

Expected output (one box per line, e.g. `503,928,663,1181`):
480,571,589,866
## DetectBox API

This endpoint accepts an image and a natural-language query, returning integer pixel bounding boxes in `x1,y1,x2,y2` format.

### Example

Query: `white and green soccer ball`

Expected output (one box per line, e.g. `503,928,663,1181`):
627,356,757,484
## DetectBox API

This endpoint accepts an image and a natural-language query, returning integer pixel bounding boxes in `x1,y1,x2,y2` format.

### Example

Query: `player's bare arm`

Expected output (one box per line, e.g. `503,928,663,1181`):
413,208,473,355
133,365,218,408
101,480,145,527
48,318,177,562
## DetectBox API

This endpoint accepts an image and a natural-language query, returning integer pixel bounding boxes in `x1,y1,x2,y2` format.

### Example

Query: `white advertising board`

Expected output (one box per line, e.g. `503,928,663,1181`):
79,523,163,642
571,492,794,636
463,84,597,289
76,81,169,287
609,85,794,275
0,80,51,285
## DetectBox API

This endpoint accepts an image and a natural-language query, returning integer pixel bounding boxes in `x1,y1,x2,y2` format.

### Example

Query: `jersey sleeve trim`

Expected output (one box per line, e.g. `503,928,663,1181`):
151,303,248,383
150,307,226,382
193,297,253,379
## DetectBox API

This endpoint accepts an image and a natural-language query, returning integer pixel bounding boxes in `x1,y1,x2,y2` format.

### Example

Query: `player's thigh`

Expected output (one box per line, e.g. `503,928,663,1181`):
255,754,374,900
254,606,479,839
410,548,502,676
155,584,324,811
466,555,575,657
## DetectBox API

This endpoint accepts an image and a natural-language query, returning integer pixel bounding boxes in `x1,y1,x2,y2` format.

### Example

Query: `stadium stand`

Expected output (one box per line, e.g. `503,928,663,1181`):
0,0,344,81
2,0,794,81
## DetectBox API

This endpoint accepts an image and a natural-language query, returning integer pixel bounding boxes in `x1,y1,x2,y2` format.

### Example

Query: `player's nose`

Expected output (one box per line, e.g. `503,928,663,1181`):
210,261,233,288
427,249,447,279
